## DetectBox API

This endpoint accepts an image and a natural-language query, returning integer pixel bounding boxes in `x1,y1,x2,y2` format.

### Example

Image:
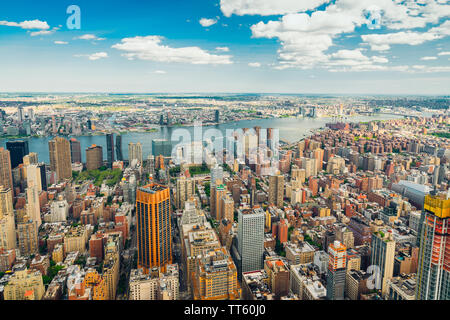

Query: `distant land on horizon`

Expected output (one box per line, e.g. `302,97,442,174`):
0,92,449,98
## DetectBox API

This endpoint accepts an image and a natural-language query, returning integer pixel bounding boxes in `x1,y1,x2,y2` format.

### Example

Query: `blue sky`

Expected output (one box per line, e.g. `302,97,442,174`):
0,0,449,94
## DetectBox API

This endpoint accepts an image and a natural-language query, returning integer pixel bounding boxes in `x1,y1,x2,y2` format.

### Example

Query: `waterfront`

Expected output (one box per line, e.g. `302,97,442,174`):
0,114,405,164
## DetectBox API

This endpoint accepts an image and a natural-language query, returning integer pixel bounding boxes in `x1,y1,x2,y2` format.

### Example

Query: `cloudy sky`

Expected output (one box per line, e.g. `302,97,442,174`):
0,0,449,94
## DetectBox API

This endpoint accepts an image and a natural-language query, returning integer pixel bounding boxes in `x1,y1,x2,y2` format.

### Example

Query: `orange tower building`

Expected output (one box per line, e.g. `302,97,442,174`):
136,183,172,273
327,240,347,300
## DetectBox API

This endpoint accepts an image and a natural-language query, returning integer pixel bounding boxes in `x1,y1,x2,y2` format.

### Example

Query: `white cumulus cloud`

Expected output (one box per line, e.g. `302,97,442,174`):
244,0,450,70
216,46,230,52
421,56,438,60
199,18,218,27
112,36,233,65
220,0,330,17
88,52,108,60
325,49,389,72
361,27,447,51
0,19,49,29
30,26,59,37
248,62,261,67
75,52,109,61
75,34,106,41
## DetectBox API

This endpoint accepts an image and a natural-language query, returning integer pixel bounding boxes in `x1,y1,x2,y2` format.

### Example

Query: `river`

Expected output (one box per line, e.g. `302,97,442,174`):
0,114,405,164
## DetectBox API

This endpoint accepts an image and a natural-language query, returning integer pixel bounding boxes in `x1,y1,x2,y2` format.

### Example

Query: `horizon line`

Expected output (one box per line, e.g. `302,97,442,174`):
0,91,449,97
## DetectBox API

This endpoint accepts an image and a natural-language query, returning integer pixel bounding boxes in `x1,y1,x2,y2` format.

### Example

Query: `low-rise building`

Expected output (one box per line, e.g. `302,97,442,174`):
129,264,179,300
285,241,315,265
242,270,274,300
64,225,88,254
264,257,290,299
289,263,326,300
387,275,416,300
192,247,240,300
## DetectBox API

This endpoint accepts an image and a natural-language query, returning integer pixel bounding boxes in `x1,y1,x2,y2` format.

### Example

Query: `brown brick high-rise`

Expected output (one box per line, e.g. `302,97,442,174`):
0,148,13,192
48,137,72,181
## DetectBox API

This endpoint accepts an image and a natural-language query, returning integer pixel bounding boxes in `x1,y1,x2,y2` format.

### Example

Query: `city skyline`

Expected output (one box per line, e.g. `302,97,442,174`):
0,0,449,306
0,0,449,94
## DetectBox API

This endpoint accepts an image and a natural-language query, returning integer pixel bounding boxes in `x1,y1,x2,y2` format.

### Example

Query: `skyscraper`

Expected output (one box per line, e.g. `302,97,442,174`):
37,163,47,191
70,138,82,163
17,106,24,123
269,174,284,207
0,186,16,250
416,192,450,300
26,184,41,228
326,240,347,300
48,137,72,181
115,135,123,161
6,140,29,169
86,145,103,171
129,142,143,165
210,165,223,186
438,164,446,185
26,163,42,228
152,139,172,157
26,164,42,193
106,133,115,168
371,229,395,296
175,176,195,210
22,153,37,182
16,219,38,256
213,184,227,220
301,157,317,179
136,184,172,273
237,207,265,275
221,195,234,222
0,148,13,192
23,152,38,166
215,109,220,123
313,148,324,171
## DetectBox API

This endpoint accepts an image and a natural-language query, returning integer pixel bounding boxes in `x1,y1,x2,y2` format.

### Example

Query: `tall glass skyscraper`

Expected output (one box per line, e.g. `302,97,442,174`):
215,109,220,123
106,133,115,168
37,163,47,191
115,135,123,161
416,192,450,300
152,139,172,157
6,140,29,169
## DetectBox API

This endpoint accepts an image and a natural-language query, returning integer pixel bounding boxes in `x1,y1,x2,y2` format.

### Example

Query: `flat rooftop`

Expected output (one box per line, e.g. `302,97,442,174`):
138,184,168,193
